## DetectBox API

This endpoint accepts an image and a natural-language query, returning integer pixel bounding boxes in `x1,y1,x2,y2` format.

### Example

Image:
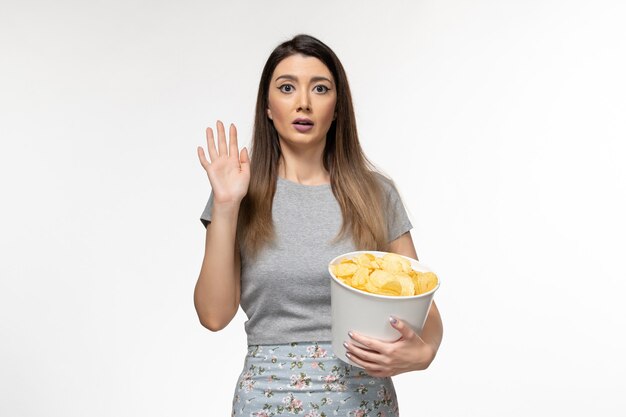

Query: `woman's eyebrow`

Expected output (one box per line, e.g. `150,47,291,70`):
274,75,333,84
310,76,333,84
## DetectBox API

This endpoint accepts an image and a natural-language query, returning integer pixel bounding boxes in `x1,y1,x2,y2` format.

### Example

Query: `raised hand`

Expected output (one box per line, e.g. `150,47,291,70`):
197,121,250,204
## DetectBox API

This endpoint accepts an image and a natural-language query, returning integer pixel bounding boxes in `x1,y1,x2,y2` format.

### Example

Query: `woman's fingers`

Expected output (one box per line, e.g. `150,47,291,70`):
216,120,228,156
240,147,250,177
348,331,390,354
197,146,210,171
345,341,386,365
345,346,392,377
203,121,242,168
240,147,250,164
389,317,421,343
228,123,239,158
205,121,240,160
346,351,384,372
205,126,218,162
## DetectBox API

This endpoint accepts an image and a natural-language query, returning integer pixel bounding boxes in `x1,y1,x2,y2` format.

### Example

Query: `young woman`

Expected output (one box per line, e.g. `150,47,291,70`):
195,34,443,416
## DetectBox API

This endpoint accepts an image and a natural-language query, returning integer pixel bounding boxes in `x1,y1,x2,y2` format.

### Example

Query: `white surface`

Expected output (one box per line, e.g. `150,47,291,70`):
329,251,438,366
1,1,625,416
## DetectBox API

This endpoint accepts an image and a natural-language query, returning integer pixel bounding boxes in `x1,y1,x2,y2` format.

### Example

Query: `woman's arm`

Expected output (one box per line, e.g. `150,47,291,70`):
343,231,444,376
193,121,250,331
388,231,443,356
194,202,242,331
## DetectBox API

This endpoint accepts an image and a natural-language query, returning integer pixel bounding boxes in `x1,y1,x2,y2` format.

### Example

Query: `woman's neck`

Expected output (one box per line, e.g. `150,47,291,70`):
277,142,330,186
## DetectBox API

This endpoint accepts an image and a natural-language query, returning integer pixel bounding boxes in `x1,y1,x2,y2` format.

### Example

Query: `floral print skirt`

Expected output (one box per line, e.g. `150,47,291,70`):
231,341,399,417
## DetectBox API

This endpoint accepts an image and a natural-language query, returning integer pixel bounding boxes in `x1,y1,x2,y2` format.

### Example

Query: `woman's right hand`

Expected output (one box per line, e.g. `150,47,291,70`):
197,121,250,204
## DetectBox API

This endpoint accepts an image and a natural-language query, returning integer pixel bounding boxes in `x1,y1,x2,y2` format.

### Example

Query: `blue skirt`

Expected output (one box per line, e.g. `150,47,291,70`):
232,341,400,416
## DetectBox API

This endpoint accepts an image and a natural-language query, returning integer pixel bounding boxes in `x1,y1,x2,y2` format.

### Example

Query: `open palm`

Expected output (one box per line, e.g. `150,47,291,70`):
197,121,250,204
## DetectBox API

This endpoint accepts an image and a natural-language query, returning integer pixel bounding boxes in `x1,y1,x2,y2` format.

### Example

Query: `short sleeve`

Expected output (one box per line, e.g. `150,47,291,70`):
377,174,413,242
199,191,214,229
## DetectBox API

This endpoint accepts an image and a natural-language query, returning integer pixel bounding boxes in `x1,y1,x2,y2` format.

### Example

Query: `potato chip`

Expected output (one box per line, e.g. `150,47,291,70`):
369,269,394,287
381,253,410,274
351,267,370,287
331,263,359,277
355,253,376,269
379,280,402,296
415,271,438,294
331,252,438,296
395,273,415,296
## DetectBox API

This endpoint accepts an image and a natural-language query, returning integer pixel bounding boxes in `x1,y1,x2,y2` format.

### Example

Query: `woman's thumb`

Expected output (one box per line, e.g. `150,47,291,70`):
240,147,250,164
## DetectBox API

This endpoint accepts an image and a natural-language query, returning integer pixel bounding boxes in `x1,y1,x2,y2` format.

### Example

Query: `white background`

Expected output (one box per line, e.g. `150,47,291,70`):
1,0,625,416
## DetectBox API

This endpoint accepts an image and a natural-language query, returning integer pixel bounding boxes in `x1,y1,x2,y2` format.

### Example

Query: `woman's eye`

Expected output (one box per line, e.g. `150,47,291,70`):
279,85,294,93
314,85,329,93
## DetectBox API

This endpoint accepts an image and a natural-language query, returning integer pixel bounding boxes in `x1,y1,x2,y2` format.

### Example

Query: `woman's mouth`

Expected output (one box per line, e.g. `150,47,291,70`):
292,118,314,133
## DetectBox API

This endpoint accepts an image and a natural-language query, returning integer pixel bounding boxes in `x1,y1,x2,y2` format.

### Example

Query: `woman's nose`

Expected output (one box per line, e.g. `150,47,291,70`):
296,91,311,112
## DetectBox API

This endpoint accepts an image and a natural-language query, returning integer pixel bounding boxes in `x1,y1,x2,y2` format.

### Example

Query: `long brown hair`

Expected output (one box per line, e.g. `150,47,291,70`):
238,34,390,257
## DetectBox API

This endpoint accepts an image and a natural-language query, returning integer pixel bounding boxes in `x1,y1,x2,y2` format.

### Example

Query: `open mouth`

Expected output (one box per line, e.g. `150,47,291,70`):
293,118,314,126
292,118,314,132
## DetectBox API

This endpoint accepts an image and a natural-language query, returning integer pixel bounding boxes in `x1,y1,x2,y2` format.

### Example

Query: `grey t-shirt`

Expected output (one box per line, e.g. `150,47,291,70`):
200,174,413,345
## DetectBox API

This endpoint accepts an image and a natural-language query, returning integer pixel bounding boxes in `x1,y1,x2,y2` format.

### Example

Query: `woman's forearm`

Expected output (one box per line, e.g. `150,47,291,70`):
194,201,242,331
421,301,443,358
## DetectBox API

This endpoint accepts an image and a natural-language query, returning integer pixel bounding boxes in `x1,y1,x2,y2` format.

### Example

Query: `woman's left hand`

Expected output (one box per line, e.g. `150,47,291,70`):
343,317,437,377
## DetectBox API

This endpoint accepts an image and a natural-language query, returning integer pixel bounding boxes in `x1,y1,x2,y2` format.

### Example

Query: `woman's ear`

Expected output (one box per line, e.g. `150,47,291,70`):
267,108,273,120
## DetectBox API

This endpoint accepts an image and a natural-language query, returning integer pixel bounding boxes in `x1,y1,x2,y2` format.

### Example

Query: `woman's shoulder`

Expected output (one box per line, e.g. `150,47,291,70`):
370,170,400,197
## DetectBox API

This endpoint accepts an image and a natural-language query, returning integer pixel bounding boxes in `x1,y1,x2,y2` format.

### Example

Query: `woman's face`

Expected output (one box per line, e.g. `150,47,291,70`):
267,54,337,149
